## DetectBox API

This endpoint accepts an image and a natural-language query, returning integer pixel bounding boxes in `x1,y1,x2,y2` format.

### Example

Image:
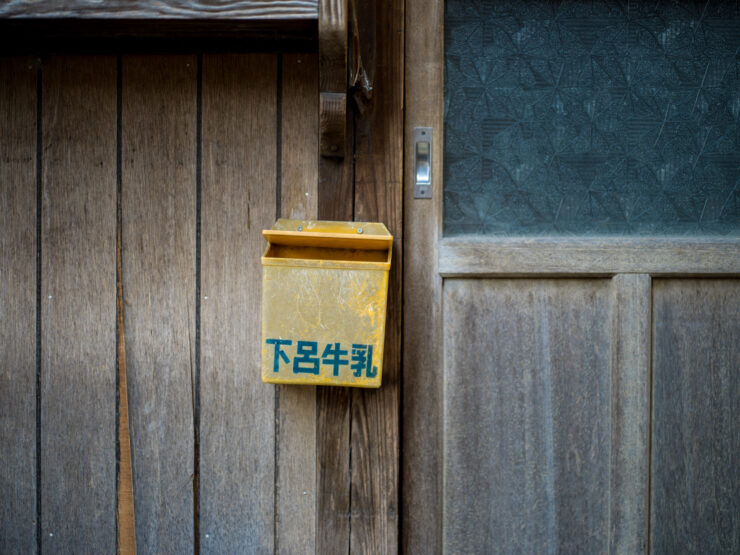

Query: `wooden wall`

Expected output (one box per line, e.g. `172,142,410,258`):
0,5,404,548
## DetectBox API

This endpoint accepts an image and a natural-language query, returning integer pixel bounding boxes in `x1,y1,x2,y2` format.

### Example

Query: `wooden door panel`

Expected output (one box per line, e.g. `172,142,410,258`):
651,279,740,554
443,279,612,553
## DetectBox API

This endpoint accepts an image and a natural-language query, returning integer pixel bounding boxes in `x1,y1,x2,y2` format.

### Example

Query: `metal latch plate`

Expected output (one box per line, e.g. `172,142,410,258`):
413,127,433,199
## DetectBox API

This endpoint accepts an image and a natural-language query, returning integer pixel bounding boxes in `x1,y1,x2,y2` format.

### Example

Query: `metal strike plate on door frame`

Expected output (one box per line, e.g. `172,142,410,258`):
413,127,433,199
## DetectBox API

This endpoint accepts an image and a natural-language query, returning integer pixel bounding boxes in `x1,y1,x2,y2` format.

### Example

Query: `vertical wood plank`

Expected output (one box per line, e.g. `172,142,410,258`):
316,386,351,554
402,0,444,552
41,56,117,553
316,38,354,555
200,53,277,554
317,141,353,220
280,53,318,222
122,55,196,555
651,279,740,554
351,0,404,552
0,57,37,554
609,274,650,554
276,52,318,555
443,279,612,553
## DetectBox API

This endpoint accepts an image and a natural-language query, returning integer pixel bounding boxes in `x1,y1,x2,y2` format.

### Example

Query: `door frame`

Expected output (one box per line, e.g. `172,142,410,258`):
402,1,444,552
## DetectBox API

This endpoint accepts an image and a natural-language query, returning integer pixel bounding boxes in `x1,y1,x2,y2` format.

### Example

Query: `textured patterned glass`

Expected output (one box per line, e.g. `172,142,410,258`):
444,0,740,236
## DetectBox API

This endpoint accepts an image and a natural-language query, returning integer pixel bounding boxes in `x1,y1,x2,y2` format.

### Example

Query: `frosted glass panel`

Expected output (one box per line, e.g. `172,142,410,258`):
444,0,740,236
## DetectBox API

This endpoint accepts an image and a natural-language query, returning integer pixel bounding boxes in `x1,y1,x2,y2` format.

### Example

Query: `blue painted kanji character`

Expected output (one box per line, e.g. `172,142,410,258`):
266,338,292,372
351,344,377,378
293,340,320,374
321,342,349,376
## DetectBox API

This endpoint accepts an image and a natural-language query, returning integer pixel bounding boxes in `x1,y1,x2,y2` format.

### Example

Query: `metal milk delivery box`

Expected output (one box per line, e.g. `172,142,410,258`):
261,219,392,388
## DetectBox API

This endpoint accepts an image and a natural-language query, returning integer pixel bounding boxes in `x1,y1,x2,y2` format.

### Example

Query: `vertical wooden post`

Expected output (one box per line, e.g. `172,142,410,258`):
316,0,404,551
402,0,444,552
609,274,651,553
351,0,403,551
319,0,348,158
316,2,353,553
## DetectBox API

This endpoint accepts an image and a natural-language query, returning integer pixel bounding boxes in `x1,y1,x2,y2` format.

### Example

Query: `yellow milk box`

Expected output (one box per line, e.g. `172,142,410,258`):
261,219,392,388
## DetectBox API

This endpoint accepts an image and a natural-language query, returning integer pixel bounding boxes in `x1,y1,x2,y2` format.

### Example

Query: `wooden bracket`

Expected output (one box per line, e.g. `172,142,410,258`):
319,0,348,158
348,0,372,116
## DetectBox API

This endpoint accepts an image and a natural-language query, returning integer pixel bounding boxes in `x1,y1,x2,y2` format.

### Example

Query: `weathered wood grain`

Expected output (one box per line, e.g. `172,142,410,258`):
318,0,347,91
200,53,277,554
319,91,346,158
121,55,196,554
402,0,444,551
41,56,117,553
316,387,351,555
115,55,136,553
443,279,612,553
0,57,37,555
276,52,318,555
439,237,740,276
280,53,318,220
608,274,650,553
0,1,317,19
350,0,403,552
0,1,318,52
316,13,354,554
651,279,740,554
318,0,348,158
317,141,353,223
117,207,137,554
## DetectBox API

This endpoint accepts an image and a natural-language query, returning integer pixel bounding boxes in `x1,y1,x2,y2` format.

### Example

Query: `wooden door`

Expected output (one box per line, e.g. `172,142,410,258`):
402,1,740,553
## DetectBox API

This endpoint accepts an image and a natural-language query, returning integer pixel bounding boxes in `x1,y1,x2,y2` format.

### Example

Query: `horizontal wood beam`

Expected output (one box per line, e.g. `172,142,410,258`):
0,1,318,19
0,1,319,51
439,237,740,277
